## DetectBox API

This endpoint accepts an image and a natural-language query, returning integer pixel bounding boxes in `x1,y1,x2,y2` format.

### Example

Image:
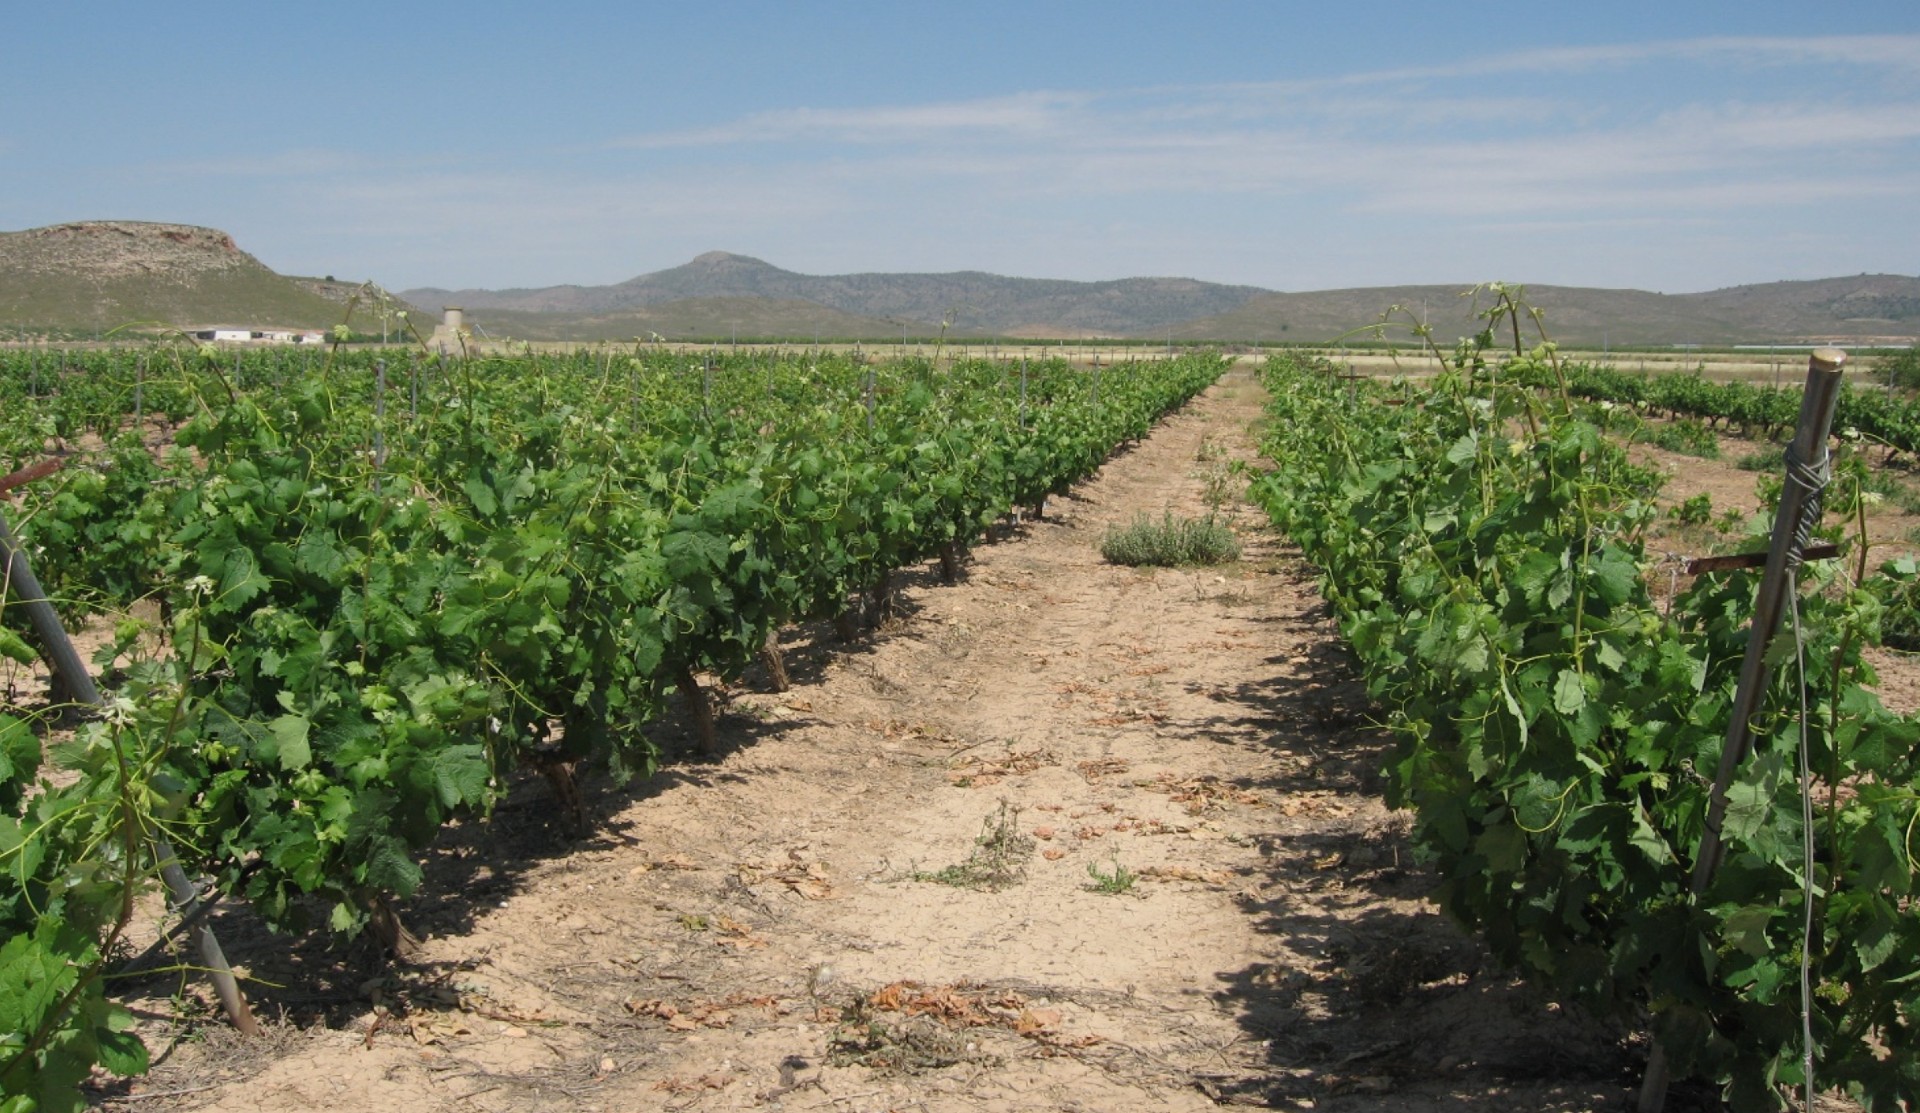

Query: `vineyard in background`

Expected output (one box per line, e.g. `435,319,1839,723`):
0,343,1225,1108
1252,333,1919,1109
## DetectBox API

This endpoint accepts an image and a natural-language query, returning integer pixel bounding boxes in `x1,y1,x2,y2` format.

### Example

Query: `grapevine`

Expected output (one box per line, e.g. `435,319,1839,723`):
0,344,1223,1101
1252,342,1920,1109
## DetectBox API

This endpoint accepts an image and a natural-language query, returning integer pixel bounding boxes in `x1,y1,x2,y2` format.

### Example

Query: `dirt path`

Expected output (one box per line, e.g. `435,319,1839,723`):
107,369,1635,1112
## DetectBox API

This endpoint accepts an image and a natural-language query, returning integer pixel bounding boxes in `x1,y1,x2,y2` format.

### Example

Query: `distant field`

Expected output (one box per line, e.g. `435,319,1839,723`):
1305,346,1861,384
0,335,1897,391
477,336,1895,387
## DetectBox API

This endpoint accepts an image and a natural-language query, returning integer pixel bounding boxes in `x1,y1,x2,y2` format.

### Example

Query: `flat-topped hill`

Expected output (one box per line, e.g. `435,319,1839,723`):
0,221,353,335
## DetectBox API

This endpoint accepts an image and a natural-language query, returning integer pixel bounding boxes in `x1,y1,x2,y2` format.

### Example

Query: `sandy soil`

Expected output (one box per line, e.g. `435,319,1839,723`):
93,370,1685,1111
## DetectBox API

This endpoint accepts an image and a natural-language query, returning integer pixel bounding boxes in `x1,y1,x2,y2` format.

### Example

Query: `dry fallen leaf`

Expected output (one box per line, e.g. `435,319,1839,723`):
653,1072,732,1094
1023,1006,1064,1031
736,859,837,899
406,1014,473,1045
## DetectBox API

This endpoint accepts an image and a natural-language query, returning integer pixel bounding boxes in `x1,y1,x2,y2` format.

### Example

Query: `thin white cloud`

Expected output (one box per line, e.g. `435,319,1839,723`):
786,91,1919,217
145,148,370,178
1691,101,1920,149
1357,170,1919,219
1287,33,1920,88
607,90,1088,149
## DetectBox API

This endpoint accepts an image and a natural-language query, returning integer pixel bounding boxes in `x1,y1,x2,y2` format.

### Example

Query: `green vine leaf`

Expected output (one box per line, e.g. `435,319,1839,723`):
267,714,312,772
1552,669,1587,716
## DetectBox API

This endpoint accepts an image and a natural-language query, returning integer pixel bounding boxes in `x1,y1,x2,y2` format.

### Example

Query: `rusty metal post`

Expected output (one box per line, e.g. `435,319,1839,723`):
0,505,260,1037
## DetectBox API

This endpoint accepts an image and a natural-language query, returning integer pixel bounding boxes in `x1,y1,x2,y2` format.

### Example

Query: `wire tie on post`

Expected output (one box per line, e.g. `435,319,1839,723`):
1780,440,1830,573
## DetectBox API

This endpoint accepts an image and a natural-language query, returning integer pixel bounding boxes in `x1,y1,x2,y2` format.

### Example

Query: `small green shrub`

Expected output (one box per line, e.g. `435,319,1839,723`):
1855,461,1920,514
1668,492,1713,526
1872,556,1920,650
1197,458,1241,511
1873,347,1920,391
1084,857,1137,895
1641,418,1720,459
1100,513,1240,567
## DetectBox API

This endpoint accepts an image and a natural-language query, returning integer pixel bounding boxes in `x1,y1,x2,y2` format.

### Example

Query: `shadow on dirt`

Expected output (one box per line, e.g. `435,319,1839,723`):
107,543,1010,1033
1179,585,1655,1109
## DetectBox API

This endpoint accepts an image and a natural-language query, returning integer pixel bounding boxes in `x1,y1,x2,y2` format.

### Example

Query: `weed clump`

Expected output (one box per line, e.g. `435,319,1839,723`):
1100,512,1240,567
827,1003,981,1073
1084,857,1137,896
1638,418,1720,458
913,801,1033,892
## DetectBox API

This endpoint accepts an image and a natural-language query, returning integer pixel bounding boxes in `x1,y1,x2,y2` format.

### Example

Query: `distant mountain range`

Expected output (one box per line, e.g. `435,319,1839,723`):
1169,276,1920,348
410,253,1920,347
3,222,1915,346
405,251,1271,340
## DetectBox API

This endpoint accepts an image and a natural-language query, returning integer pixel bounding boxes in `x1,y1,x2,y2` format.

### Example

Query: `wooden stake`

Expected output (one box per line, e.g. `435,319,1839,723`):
867,569,894,628
760,628,791,692
678,665,718,757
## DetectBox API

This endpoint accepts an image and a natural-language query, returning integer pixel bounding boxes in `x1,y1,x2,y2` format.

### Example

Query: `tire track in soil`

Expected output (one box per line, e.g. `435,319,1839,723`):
110,367,1635,1113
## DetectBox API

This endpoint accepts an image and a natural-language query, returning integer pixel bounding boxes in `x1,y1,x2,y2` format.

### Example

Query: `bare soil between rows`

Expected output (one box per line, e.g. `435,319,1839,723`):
98,370,1660,1112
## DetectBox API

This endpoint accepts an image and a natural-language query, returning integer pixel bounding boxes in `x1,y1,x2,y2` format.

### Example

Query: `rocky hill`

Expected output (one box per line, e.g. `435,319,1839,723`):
1169,277,1920,348
405,251,1271,338
0,221,352,336
1680,275,1920,339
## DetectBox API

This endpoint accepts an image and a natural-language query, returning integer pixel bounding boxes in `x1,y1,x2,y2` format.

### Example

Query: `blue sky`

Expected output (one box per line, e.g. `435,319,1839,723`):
4,3,1917,293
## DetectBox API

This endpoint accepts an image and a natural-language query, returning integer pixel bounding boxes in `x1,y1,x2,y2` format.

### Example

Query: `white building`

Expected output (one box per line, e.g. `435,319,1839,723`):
186,327,326,345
